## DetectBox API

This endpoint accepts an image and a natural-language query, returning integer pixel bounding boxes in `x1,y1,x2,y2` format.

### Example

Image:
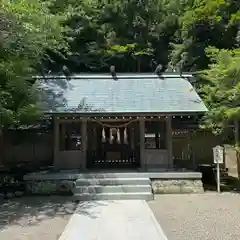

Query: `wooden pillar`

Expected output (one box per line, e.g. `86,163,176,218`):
81,118,87,169
166,116,173,168
139,118,145,169
53,116,59,169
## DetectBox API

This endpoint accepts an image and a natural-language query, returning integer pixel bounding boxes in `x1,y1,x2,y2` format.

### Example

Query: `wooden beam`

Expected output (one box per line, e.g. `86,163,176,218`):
57,118,137,123
48,112,203,118
166,116,173,167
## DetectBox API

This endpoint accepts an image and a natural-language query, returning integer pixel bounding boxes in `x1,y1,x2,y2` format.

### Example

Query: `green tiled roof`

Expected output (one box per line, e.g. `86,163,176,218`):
36,73,208,114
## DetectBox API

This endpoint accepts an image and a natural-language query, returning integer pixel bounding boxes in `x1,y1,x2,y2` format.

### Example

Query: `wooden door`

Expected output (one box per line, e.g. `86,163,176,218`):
86,120,140,169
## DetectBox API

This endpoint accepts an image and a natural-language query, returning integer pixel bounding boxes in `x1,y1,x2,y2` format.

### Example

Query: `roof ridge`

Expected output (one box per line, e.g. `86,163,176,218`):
34,72,194,80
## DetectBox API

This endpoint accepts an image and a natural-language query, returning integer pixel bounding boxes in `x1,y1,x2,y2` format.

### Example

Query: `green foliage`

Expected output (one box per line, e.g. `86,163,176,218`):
169,0,239,71
47,0,183,72
200,47,240,133
0,0,67,128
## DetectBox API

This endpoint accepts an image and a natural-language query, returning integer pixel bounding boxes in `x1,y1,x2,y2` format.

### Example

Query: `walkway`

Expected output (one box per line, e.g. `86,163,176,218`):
59,200,168,240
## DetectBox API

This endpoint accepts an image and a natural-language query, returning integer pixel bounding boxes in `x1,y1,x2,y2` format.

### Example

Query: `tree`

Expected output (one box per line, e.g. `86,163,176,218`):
0,0,68,163
168,0,240,72
46,0,186,72
0,0,67,128
200,47,240,146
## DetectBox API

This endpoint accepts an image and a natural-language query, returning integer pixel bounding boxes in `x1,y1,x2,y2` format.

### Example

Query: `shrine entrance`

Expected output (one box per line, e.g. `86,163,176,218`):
86,120,140,169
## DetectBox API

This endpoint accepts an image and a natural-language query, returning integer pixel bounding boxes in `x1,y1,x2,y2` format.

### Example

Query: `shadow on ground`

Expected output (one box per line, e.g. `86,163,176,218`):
0,196,103,230
203,176,240,194
199,164,240,194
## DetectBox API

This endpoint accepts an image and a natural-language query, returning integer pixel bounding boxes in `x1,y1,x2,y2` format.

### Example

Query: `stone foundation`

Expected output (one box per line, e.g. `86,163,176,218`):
151,179,204,194
24,171,204,195
26,180,76,195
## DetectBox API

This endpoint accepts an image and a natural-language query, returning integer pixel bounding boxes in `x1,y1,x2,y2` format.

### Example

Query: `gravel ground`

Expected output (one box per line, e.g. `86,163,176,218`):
148,192,240,240
0,196,77,240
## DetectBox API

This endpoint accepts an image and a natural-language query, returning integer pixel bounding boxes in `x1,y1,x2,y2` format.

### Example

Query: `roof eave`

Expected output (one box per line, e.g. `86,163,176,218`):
43,110,207,117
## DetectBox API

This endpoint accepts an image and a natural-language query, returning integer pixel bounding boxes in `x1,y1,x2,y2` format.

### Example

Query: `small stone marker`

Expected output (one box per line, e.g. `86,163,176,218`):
213,145,224,193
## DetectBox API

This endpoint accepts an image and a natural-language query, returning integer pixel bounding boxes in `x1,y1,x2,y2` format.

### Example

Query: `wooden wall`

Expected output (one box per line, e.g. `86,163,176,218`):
172,129,223,168
2,129,53,166
2,126,226,170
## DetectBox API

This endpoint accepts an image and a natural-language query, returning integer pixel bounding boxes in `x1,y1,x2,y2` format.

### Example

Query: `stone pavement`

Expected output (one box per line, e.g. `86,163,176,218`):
59,200,168,240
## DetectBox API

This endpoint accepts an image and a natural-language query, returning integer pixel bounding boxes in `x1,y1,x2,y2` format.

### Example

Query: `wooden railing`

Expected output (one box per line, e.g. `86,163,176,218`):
86,148,140,169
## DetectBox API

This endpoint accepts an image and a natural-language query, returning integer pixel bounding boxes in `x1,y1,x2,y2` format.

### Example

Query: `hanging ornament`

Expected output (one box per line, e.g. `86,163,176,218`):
124,128,128,144
109,128,114,144
102,127,106,143
117,128,121,144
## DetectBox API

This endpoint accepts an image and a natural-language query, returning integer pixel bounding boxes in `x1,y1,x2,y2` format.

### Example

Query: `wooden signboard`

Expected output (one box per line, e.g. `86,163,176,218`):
213,145,224,164
213,145,224,193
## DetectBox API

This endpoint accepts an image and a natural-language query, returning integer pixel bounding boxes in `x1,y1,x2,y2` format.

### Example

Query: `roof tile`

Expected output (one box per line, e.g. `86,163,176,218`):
36,73,207,114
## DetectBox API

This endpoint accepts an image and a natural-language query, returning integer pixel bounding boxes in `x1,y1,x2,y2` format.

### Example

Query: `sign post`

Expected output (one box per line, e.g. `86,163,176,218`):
213,145,224,193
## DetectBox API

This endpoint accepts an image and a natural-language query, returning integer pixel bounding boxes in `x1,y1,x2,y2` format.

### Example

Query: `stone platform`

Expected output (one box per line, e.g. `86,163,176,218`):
24,169,203,196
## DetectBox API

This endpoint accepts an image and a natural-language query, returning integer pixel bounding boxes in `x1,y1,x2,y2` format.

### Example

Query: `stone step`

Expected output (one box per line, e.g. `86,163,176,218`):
76,177,151,186
74,185,152,194
74,172,147,179
73,192,154,201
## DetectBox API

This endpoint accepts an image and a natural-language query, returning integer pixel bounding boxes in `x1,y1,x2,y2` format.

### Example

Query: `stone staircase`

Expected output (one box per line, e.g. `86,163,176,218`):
73,173,153,201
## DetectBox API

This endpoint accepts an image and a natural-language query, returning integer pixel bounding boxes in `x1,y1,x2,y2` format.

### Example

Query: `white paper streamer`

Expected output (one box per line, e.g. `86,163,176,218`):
117,128,120,144
109,128,114,144
102,127,106,143
124,128,128,144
